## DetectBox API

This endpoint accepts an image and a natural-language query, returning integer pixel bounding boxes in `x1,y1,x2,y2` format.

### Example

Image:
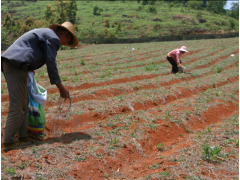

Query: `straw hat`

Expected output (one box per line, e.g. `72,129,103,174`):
49,22,79,48
179,46,188,53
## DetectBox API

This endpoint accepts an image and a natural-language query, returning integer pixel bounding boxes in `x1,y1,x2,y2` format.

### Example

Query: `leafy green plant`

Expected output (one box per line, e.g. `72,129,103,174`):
5,167,16,175
81,58,85,65
74,156,86,162
17,162,27,170
148,163,161,169
32,145,37,153
159,171,170,177
157,143,164,151
216,66,223,73
62,76,68,81
202,144,221,163
148,6,157,13
93,5,103,15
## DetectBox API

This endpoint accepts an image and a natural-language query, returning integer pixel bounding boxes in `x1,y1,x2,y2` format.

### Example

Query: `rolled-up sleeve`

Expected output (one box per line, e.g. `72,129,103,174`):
44,38,61,85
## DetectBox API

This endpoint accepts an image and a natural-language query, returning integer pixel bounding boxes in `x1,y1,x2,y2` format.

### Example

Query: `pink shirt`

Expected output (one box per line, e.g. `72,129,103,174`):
168,49,182,64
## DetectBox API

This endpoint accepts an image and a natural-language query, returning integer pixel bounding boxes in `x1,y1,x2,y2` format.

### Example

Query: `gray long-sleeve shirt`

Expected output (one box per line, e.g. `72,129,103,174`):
2,28,61,85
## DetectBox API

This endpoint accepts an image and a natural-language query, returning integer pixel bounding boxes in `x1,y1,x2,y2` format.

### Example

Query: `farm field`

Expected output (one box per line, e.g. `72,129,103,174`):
1,37,239,179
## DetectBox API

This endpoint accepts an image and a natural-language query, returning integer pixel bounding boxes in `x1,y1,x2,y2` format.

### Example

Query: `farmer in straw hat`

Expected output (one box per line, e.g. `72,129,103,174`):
1,22,79,152
167,46,188,74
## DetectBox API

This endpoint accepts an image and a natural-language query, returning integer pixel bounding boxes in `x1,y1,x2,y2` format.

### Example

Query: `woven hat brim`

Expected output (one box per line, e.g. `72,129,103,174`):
49,24,79,48
179,49,188,53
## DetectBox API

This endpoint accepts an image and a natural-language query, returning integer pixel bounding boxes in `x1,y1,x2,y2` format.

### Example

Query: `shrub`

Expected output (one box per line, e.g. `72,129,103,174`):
115,21,121,32
104,18,110,28
229,19,236,29
93,5,103,15
148,6,157,14
25,17,34,26
20,24,31,35
109,31,115,38
3,12,15,30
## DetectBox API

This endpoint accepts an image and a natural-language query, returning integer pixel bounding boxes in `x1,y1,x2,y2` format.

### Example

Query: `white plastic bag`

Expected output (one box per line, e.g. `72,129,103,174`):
27,72,47,105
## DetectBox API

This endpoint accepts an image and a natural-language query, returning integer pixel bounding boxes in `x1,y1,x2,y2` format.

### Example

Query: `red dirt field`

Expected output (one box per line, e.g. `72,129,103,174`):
1,38,239,180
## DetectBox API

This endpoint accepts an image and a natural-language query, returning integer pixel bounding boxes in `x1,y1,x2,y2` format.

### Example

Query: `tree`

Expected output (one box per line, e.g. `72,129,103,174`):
55,0,69,24
43,4,56,25
207,0,227,14
3,12,15,30
230,2,239,19
188,1,205,10
25,17,35,26
66,0,78,24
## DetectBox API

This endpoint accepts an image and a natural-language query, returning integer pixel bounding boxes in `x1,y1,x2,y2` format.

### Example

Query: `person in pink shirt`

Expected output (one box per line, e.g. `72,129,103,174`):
167,46,188,74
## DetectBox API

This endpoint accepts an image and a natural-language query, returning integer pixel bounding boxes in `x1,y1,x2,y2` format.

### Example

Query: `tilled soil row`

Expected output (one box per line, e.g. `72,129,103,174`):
43,49,239,95
43,75,238,138
49,101,238,180
57,49,206,75
0,51,237,106
46,63,237,109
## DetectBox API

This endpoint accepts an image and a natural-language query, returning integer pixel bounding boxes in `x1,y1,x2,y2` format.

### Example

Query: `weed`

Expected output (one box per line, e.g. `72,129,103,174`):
202,144,221,163
17,161,27,169
159,171,170,177
157,143,164,151
5,167,16,175
1,156,7,161
81,58,85,65
1,89,4,94
144,174,152,180
61,76,68,81
216,66,223,73
105,173,109,179
36,164,42,169
74,156,86,162
148,163,161,169
110,137,119,144
32,146,37,153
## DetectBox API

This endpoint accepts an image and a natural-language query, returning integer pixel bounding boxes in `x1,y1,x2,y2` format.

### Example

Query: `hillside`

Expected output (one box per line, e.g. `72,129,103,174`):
1,0,239,48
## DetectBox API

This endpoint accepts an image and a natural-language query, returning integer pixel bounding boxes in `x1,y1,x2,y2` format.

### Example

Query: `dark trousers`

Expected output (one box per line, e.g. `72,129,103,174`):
2,58,29,143
167,56,179,74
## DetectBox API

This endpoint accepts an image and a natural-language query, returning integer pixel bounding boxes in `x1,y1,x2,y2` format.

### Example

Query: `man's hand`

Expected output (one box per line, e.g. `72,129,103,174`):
56,83,70,100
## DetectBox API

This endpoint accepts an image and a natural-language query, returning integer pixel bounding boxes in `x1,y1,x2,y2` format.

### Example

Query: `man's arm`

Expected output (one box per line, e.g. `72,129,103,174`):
44,38,70,99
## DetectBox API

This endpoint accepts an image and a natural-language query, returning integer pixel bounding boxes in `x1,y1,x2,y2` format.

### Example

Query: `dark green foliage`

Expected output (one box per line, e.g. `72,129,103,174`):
229,19,236,29
67,0,78,24
202,144,221,163
230,2,239,19
206,0,227,14
148,6,157,14
93,5,103,15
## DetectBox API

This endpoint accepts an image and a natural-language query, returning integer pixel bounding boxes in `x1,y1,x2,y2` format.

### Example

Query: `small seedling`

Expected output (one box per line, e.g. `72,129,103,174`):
17,162,27,170
202,144,221,163
5,167,16,175
32,146,37,153
157,143,164,151
159,171,170,177
81,58,85,65
74,156,86,162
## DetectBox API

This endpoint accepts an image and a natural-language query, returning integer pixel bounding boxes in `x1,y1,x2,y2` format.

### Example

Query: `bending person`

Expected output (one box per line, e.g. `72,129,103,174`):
167,46,188,74
1,22,79,152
